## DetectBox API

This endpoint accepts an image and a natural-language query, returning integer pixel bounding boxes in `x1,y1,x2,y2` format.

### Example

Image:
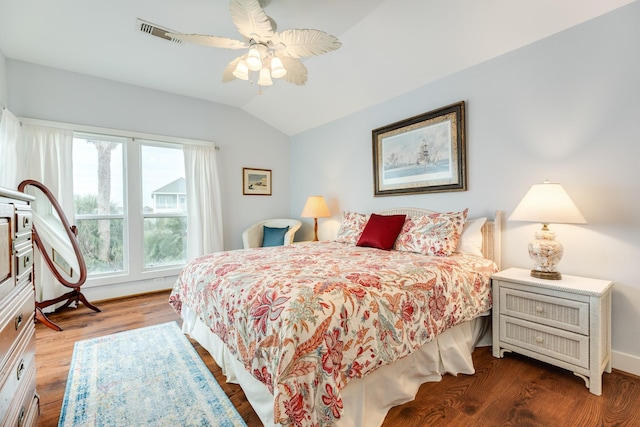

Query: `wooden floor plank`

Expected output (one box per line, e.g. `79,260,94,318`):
35,291,640,427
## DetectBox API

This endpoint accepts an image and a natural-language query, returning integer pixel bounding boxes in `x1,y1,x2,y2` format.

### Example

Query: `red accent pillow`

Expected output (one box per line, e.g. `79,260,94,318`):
356,213,407,250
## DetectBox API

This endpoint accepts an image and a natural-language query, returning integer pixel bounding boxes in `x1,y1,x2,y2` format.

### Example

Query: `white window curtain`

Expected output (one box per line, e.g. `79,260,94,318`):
0,108,21,189
183,144,224,259
18,124,74,309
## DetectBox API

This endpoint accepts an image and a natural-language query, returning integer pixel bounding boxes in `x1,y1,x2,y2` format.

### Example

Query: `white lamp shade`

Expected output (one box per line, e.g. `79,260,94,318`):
301,196,331,218
509,181,587,224
270,57,287,78
258,68,273,86
246,46,262,71
232,59,249,80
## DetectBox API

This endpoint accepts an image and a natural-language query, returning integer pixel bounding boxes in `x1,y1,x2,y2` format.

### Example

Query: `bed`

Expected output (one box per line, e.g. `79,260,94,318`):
170,208,502,427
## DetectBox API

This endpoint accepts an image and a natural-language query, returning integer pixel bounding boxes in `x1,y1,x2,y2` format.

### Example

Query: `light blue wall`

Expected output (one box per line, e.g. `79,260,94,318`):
7,60,291,251
290,3,640,372
0,50,7,107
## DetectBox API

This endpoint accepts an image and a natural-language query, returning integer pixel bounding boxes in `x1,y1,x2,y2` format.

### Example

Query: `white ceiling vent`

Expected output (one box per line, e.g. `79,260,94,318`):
137,19,182,44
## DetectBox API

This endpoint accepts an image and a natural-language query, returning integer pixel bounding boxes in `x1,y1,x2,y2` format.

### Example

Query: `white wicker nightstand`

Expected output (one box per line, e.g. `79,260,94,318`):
492,267,613,395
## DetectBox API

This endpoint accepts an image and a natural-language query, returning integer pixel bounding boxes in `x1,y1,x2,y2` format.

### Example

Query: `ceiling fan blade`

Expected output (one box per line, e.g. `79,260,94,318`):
229,0,274,42
278,56,308,86
166,33,247,49
272,29,341,58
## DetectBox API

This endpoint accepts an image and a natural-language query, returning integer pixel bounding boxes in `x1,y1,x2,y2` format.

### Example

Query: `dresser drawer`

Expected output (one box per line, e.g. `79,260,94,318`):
0,286,35,369
0,219,10,287
14,245,33,283
499,286,589,335
0,277,31,328
15,391,40,427
1,351,37,427
0,323,36,424
500,315,589,369
14,209,32,238
0,277,15,306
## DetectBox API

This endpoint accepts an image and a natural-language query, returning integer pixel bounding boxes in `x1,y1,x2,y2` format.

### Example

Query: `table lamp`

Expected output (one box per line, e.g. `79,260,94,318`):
508,181,587,280
301,196,330,241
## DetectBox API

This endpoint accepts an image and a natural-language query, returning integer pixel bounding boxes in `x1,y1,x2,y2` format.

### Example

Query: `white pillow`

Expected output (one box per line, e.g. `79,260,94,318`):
455,217,486,257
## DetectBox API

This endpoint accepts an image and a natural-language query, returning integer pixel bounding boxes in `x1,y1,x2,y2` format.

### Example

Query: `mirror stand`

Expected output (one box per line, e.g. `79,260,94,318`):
34,284,101,331
30,226,101,331
35,308,62,331
35,292,101,331
18,180,101,331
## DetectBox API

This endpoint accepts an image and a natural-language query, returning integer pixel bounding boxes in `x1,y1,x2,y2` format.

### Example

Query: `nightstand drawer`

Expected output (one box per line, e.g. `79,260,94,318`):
500,315,589,369
499,286,589,335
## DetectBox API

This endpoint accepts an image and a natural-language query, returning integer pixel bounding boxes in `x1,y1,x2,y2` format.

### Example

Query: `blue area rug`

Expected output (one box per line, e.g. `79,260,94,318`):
59,321,247,427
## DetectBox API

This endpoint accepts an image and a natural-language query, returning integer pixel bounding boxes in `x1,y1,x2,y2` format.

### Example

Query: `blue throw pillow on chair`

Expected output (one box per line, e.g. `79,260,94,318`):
262,225,290,247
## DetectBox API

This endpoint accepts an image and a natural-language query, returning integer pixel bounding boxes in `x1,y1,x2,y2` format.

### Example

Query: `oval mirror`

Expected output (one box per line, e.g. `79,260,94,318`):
18,179,99,331
18,179,85,286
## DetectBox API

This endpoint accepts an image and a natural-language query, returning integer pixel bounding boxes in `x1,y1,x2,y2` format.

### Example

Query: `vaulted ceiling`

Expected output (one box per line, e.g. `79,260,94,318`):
0,0,633,136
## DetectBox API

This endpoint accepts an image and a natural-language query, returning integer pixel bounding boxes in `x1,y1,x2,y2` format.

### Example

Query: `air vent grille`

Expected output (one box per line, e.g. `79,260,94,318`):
137,19,182,44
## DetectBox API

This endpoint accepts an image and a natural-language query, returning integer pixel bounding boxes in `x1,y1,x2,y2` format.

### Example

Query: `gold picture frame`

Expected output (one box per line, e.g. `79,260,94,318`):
242,167,272,196
372,101,466,196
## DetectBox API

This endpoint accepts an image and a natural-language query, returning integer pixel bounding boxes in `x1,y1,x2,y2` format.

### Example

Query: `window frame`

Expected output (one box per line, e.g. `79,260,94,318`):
138,139,188,271
73,132,128,279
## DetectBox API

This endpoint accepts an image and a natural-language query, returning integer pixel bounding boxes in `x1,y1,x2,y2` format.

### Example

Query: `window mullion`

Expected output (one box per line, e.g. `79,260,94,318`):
126,138,143,276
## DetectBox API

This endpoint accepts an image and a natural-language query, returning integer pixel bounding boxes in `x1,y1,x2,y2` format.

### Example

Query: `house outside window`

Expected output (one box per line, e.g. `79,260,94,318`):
151,178,186,212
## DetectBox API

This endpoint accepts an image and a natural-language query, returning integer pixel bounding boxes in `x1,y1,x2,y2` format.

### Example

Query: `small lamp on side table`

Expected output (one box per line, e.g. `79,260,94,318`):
301,196,330,241
508,180,587,280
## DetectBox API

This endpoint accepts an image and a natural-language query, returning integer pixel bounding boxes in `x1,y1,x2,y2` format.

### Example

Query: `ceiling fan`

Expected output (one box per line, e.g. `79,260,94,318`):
166,0,342,87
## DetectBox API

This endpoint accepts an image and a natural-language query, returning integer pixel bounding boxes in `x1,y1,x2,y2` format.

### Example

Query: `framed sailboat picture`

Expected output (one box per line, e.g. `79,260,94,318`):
372,101,466,196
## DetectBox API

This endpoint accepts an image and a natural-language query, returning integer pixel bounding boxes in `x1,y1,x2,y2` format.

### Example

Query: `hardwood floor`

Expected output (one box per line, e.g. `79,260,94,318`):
36,291,640,427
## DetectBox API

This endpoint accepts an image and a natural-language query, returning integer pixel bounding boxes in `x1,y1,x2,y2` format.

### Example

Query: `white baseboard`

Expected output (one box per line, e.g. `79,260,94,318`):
82,275,178,303
612,350,640,377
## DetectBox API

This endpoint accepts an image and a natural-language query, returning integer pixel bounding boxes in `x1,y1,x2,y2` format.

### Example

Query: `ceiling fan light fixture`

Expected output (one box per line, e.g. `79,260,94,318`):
233,59,249,80
270,57,287,79
246,45,263,71
258,67,273,86
170,0,342,87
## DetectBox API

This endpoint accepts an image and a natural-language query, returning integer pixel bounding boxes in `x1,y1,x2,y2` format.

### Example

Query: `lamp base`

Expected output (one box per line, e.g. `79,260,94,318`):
527,226,564,281
312,217,319,241
530,269,562,280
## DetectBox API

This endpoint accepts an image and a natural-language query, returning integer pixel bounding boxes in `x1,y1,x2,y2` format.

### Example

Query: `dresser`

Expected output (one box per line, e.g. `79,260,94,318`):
0,187,39,427
492,267,613,396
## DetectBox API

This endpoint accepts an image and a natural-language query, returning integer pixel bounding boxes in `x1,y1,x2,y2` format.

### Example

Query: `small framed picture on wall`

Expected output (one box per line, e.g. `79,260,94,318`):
242,167,272,196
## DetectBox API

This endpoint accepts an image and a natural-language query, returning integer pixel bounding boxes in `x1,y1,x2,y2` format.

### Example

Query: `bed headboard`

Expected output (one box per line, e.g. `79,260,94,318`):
377,208,502,270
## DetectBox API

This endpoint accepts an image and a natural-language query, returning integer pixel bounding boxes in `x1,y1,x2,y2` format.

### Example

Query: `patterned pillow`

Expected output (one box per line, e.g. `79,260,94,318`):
335,211,369,245
394,209,468,256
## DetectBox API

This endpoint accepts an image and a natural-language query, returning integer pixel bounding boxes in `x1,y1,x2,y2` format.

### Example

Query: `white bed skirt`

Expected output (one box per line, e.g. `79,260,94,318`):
181,305,490,427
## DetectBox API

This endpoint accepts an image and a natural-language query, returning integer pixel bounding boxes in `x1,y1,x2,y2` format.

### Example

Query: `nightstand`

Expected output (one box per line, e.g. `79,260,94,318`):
492,267,613,395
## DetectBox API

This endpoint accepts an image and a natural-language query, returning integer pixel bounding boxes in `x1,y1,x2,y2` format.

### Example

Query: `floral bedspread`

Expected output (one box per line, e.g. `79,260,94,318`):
169,241,497,427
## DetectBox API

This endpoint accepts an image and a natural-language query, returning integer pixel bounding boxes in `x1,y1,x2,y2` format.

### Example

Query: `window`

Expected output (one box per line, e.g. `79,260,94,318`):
140,143,187,269
73,133,187,281
72,134,126,275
